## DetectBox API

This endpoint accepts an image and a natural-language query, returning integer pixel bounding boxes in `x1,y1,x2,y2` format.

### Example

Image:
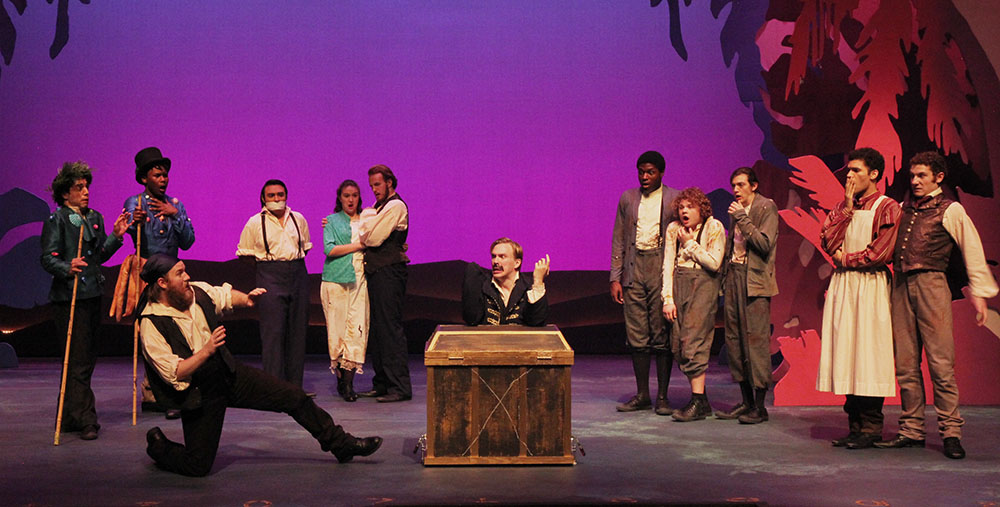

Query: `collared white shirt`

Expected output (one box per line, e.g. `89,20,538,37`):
491,277,545,306
236,206,312,261
635,185,662,250
360,198,408,247
139,282,233,390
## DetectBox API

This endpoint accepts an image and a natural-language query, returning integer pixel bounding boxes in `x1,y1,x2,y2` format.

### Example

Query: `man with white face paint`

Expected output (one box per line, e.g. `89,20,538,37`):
236,179,312,389
462,237,550,326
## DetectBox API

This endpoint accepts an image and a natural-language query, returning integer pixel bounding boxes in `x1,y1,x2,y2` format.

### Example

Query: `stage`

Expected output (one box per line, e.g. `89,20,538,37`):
2,355,998,506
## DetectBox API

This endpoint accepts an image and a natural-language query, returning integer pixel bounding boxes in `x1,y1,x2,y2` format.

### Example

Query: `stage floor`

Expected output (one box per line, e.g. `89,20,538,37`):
2,355,998,506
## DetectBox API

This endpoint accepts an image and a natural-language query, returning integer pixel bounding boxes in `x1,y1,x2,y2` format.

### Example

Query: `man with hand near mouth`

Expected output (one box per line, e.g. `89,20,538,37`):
817,148,901,450
237,179,312,390
124,147,195,259
462,237,550,326
716,167,779,425
661,187,726,422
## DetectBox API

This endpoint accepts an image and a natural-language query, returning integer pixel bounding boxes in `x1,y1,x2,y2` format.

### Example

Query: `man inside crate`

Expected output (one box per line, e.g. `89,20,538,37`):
462,237,550,326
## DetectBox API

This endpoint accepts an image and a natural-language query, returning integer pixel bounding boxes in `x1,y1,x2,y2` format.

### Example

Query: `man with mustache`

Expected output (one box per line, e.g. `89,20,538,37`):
462,237,550,326
876,151,998,459
236,179,312,391
138,254,381,476
611,150,680,415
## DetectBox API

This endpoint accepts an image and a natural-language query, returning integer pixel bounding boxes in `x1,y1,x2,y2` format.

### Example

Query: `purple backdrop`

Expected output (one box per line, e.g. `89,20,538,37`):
0,1,761,273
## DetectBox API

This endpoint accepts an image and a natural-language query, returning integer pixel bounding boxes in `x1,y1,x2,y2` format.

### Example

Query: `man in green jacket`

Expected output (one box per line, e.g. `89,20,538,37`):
41,162,130,440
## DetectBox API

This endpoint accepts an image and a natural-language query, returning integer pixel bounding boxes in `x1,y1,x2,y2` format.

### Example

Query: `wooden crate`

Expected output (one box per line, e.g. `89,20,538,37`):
423,324,575,465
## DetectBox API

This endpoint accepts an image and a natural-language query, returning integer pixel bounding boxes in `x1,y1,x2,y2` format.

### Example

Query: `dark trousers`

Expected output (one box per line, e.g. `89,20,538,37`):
256,259,310,387
366,262,411,397
53,296,102,431
623,249,669,352
891,271,963,439
672,267,720,378
723,264,773,389
844,394,884,435
148,360,351,477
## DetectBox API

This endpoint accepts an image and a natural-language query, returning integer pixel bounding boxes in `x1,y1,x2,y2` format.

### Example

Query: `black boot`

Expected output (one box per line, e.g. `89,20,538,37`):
617,352,652,412
654,352,672,415
340,368,358,402
738,387,769,424
715,381,753,420
672,393,712,422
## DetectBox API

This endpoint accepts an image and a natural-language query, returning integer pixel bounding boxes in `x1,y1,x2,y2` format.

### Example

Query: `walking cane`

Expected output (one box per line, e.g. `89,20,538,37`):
131,196,143,426
54,216,85,446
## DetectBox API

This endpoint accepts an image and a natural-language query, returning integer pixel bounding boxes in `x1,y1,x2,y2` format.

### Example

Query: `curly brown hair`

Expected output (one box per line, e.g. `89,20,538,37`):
671,187,713,224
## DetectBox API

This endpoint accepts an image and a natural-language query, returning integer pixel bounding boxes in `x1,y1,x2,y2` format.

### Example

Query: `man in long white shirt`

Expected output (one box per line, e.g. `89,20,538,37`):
875,151,998,459
357,165,412,402
138,254,381,477
236,179,312,389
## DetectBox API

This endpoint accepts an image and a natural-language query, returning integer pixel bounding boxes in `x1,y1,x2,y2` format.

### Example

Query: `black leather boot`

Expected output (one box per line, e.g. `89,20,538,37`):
715,381,753,420
618,352,652,412
340,368,358,402
654,352,672,415
738,388,769,424
672,393,711,422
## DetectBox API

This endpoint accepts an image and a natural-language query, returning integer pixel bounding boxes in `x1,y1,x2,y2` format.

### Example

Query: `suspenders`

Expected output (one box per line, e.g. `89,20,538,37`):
260,211,303,260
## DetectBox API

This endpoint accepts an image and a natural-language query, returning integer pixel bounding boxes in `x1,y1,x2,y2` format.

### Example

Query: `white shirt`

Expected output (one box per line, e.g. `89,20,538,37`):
139,282,233,390
635,185,662,250
928,188,999,298
491,277,545,306
661,218,726,305
360,198,408,247
236,207,312,261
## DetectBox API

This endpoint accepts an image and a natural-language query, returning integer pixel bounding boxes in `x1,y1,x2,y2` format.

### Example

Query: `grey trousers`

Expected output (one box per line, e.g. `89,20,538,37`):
624,249,669,352
723,263,773,389
891,270,964,439
672,267,720,378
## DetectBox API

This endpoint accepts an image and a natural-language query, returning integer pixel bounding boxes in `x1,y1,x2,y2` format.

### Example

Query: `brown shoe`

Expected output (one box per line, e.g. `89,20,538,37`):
654,397,671,416
672,394,711,422
616,395,652,412
714,401,752,420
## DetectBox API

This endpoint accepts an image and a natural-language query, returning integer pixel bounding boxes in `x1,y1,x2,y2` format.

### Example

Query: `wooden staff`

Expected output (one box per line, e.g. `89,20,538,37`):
54,220,85,446
132,195,143,426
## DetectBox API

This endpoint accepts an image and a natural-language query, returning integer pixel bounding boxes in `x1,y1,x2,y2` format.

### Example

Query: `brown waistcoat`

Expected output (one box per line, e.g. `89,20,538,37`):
894,194,954,273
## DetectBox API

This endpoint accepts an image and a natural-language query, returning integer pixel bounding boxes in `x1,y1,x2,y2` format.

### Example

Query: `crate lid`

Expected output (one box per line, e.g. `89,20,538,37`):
425,325,574,366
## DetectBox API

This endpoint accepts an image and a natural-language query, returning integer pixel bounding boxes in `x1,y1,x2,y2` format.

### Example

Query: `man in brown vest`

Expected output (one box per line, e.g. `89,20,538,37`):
875,151,997,459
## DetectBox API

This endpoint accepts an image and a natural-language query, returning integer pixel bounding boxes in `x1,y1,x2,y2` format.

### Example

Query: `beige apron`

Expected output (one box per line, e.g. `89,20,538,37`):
817,195,896,396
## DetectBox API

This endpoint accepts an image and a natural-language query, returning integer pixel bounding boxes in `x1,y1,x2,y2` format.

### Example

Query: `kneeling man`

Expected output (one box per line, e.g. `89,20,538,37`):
462,237,550,326
139,254,381,477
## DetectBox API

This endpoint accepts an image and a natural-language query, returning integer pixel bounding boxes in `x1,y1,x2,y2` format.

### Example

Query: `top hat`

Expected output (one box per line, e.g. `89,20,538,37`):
134,147,171,183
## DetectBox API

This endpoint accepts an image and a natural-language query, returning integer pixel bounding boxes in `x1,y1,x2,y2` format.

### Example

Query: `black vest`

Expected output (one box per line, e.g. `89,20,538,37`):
363,193,409,274
140,287,236,411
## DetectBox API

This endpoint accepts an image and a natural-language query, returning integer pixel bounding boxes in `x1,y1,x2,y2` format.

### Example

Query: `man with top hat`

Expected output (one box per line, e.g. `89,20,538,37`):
42,161,131,440
124,147,196,258
125,146,196,419
236,179,313,390
138,254,381,477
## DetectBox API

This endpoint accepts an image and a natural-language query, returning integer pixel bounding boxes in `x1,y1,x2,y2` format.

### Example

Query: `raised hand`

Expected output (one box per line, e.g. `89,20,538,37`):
246,288,267,308
678,227,696,244
533,254,550,285
844,176,857,212
112,210,132,239
205,326,227,355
